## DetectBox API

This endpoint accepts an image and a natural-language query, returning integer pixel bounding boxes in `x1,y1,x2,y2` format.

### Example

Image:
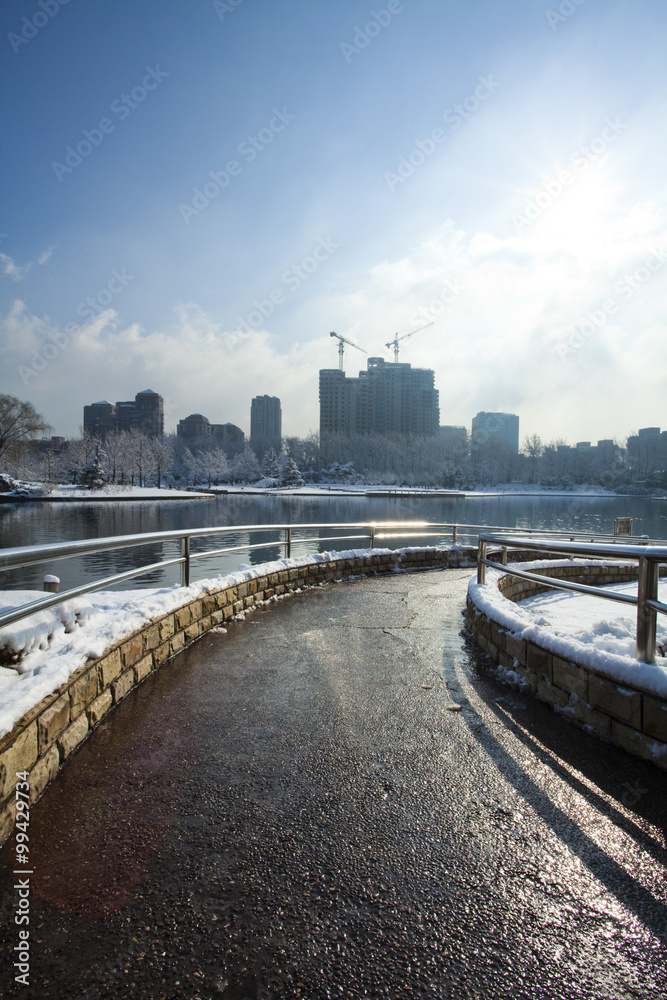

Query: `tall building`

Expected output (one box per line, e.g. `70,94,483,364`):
83,390,164,437
250,395,282,456
319,358,439,436
177,413,245,457
471,412,519,454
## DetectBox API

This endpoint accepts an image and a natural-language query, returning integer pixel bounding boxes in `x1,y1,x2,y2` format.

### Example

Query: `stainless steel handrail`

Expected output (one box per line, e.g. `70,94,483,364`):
0,521,662,636
476,532,667,663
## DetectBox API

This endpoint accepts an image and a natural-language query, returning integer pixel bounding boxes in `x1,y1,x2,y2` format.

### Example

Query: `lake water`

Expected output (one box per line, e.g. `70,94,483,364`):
1,493,665,594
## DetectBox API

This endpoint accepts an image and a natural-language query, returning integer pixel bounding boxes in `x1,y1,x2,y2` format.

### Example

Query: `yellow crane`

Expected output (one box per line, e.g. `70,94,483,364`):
385,321,434,362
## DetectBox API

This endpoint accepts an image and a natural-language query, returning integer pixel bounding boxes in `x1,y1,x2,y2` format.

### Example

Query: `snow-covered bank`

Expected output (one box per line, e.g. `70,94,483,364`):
0,484,213,501
468,561,667,698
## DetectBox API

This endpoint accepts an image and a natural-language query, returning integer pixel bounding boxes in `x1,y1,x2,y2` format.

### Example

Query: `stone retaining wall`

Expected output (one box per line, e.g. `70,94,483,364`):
466,562,667,770
0,546,475,846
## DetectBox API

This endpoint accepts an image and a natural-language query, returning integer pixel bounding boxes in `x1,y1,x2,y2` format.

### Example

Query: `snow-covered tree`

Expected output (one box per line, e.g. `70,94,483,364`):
280,457,304,488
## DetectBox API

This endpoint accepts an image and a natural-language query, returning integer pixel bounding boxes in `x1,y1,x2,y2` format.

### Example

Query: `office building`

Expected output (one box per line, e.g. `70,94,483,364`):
250,395,282,456
471,412,520,454
84,389,164,438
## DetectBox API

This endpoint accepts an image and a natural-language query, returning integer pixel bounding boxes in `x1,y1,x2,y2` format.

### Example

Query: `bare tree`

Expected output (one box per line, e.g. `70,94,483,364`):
0,394,51,466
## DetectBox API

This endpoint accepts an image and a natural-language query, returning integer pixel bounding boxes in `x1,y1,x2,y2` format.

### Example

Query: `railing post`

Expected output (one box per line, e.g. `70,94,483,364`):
452,525,458,544
501,546,508,566
43,574,60,593
285,527,292,560
370,525,376,549
180,536,190,588
477,539,486,584
636,555,658,663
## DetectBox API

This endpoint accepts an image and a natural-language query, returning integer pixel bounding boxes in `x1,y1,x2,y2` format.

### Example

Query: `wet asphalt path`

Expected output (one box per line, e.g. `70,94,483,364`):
1,568,667,999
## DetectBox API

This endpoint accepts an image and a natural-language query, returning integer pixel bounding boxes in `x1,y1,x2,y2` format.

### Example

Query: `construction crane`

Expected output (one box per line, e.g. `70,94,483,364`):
385,321,434,362
329,331,367,371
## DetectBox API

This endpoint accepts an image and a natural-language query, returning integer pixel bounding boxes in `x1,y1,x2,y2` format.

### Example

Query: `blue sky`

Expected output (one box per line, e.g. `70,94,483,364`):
1,0,666,444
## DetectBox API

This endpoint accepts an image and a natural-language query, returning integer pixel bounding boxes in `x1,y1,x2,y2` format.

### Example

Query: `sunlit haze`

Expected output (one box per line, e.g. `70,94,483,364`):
1,0,666,444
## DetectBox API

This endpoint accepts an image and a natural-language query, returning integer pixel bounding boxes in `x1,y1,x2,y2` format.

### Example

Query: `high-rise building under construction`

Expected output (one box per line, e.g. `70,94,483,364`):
319,358,439,436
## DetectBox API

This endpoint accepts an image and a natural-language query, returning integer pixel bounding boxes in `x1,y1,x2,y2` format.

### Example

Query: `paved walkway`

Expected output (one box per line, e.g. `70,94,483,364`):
1,569,666,999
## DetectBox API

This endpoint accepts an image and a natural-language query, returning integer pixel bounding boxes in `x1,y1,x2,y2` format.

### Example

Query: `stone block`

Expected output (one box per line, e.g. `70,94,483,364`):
248,579,258,594
87,690,113,727
38,695,70,754
199,615,211,631
175,606,191,630
171,631,185,653
0,796,17,846
589,675,641,728
29,745,60,802
552,656,588,701
189,600,203,621
0,724,38,801
255,591,265,603
504,634,526,664
288,568,299,581
120,634,144,669
185,622,200,642
237,583,249,599
98,648,122,688
610,719,661,764
143,624,160,651
69,668,99,718
643,695,667,742
536,674,570,710
278,571,289,583
222,604,234,619
256,576,268,590
134,654,153,683
275,585,286,596
526,643,552,681
210,610,223,625
202,595,217,615
58,713,89,760
112,669,135,704
566,698,612,739
263,590,275,601
244,596,254,609
159,615,175,642
153,641,171,667
233,601,243,614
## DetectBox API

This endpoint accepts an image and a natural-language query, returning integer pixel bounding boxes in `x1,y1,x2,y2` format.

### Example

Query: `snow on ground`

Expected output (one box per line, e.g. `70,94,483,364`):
468,560,667,699
0,547,421,739
44,485,213,500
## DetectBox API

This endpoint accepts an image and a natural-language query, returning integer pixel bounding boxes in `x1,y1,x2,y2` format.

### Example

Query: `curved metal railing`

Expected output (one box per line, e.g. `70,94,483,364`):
0,520,662,636
476,533,667,663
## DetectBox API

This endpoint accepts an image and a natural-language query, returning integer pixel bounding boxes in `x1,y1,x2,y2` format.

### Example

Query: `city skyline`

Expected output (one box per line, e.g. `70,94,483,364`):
1,2,666,444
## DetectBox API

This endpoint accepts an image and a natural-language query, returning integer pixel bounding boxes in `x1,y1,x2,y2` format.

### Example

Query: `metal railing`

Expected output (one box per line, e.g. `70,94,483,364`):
476,533,667,664
0,520,662,636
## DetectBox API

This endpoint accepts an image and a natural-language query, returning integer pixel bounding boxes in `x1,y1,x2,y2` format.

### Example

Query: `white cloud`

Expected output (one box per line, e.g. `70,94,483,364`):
0,246,54,282
1,199,666,445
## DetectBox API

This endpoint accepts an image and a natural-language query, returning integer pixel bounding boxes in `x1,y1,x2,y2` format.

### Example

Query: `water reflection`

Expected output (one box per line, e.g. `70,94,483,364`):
0,493,665,594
